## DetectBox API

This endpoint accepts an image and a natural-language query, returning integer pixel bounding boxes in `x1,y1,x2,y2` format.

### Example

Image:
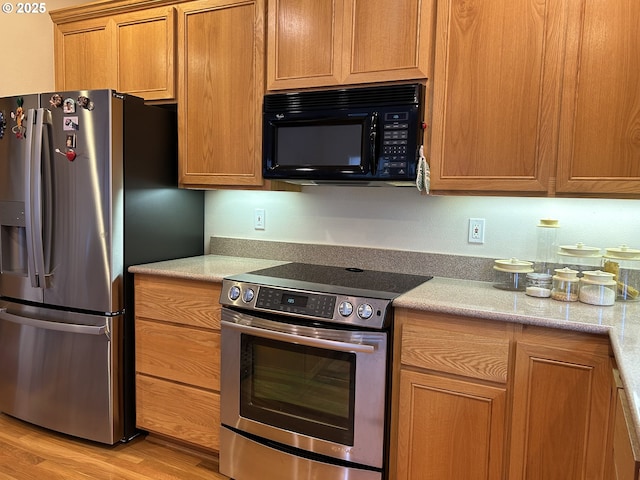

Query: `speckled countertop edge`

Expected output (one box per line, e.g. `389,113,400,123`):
130,254,640,449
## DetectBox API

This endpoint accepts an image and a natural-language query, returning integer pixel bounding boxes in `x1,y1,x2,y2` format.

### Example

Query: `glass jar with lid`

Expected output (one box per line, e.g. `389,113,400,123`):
602,245,640,301
525,273,553,297
493,258,533,291
578,271,617,306
535,219,560,274
551,267,580,302
557,243,601,275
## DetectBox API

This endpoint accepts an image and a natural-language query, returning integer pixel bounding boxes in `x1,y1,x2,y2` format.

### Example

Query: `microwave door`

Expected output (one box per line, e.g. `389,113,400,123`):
265,115,372,180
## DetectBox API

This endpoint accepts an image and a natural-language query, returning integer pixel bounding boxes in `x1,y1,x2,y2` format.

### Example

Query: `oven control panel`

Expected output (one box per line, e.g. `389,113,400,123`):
220,280,392,329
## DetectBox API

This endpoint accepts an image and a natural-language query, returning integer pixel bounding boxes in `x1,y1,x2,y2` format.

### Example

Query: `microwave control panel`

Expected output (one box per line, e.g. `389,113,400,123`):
380,112,410,176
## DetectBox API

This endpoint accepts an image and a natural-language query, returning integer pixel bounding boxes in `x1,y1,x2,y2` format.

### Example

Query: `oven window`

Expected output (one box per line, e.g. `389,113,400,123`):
275,124,363,167
240,334,356,445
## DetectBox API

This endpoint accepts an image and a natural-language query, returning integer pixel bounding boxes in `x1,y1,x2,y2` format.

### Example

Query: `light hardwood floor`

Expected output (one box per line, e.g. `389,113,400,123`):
0,413,229,479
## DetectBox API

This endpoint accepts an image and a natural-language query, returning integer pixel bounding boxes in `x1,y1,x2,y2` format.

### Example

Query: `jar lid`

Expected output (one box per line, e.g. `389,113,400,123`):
558,242,601,257
553,267,579,280
494,258,534,273
537,219,560,228
527,272,552,280
581,270,616,285
604,245,640,260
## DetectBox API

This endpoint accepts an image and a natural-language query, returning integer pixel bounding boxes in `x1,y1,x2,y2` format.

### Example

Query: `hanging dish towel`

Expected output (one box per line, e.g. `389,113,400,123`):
416,145,430,195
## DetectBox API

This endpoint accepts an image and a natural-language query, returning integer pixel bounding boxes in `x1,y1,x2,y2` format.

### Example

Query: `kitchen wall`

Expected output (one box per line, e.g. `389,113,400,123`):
205,188,640,262
0,0,86,96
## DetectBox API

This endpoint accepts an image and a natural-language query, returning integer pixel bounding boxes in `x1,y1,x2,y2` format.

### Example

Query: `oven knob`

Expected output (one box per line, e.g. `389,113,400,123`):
228,285,241,301
242,288,255,303
357,303,374,320
338,301,353,317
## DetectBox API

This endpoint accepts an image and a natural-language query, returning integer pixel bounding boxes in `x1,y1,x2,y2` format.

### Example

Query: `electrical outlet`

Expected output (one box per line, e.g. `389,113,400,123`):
468,218,485,244
254,208,265,230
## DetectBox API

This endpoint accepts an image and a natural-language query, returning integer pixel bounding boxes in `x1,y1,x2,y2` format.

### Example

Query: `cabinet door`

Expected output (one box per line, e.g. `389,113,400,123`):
429,0,566,194
267,0,343,89
178,0,264,187
509,339,612,479
556,0,640,195
341,0,435,85
54,18,114,91
396,370,506,480
266,0,435,90
111,7,176,101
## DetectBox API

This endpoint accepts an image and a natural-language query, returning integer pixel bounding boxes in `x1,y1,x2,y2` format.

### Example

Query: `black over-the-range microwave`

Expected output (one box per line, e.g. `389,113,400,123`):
262,83,425,185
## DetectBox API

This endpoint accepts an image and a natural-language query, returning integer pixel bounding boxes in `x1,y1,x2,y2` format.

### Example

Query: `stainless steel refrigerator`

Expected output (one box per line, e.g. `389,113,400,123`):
0,90,203,444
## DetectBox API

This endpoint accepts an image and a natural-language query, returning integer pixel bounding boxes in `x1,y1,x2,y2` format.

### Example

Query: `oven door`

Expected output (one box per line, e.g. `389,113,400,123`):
220,308,388,469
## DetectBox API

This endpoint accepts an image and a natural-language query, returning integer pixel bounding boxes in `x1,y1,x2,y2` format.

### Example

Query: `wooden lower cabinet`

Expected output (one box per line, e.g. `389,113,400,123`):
134,274,222,451
392,309,615,480
610,371,640,480
392,309,512,480
509,327,613,480
396,370,506,480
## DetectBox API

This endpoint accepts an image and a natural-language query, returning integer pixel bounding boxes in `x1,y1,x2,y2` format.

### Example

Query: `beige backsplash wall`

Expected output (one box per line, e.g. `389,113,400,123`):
205,188,640,271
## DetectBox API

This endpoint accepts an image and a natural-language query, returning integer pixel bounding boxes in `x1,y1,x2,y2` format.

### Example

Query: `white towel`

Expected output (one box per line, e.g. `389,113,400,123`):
416,145,430,195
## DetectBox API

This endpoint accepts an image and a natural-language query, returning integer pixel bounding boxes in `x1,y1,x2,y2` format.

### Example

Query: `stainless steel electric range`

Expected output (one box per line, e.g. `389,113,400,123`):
218,262,432,480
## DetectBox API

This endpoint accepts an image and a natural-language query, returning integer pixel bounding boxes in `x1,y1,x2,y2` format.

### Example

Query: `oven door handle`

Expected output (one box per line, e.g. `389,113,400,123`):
223,320,377,354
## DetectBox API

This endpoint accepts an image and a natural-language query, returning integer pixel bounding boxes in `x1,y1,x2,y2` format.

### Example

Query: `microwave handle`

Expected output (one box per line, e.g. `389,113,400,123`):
369,111,378,174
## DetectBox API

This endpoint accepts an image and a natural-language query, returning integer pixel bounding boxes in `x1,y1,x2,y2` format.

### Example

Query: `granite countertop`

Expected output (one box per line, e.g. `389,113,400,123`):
130,254,640,447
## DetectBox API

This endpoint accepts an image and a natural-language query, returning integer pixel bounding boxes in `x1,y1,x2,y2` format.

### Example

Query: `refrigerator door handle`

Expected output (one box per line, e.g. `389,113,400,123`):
24,108,51,289
0,308,108,337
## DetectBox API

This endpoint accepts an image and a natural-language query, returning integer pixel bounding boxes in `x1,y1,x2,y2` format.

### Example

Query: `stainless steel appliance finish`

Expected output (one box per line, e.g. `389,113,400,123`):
219,263,431,480
0,90,204,444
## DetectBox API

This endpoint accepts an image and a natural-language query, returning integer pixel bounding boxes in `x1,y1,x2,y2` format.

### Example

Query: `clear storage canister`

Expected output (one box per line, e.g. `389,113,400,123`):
525,273,552,298
557,243,602,275
579,271,617,306
602,245,640,301
551,267,580,302
493,258,534,291
535,219,560,274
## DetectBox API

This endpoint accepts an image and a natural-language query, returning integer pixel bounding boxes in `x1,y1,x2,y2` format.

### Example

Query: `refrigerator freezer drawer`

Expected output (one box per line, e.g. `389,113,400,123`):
0,303,123,444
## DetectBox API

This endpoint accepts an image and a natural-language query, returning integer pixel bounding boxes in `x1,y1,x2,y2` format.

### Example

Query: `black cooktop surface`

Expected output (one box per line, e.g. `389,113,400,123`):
227,262,432,299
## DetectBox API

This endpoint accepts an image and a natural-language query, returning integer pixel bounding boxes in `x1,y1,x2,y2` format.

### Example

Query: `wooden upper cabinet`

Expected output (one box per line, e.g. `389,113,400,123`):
111,7,176,101
177,0,264,188
430,0,640,197
54,17,114,91
266,0,435,90
267,0,342,89
51,2,177,101
429,0,564,194
556,0,640,195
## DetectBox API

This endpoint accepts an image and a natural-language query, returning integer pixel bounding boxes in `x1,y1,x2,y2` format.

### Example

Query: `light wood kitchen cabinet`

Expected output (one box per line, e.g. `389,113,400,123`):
51,2,176,101
555,0,640,195
392,309,617,480
509,325,613,480
134,274,221,451
177,0,265,188
266,0,436,90
110,7,176,101
429,0,640,197
53,17,113,91
392,309,512,480
610,370,640,480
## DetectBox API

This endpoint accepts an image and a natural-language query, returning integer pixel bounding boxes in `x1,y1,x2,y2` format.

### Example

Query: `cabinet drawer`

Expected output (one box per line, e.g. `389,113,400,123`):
136,374,219,451
135,275,221,329
399,312,510,383
136,319,220,391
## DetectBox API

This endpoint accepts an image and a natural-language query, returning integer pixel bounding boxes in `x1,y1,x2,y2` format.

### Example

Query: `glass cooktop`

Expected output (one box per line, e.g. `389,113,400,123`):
227,262,432,300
